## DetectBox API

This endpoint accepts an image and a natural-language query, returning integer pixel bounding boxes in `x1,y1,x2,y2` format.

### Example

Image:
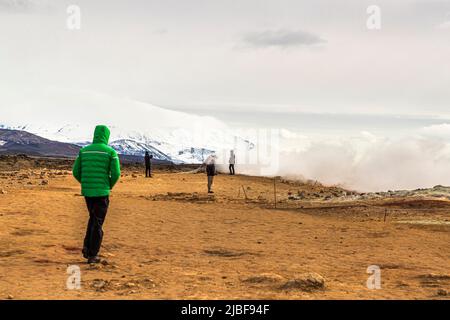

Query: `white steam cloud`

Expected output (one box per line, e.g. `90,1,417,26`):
276,128,450,192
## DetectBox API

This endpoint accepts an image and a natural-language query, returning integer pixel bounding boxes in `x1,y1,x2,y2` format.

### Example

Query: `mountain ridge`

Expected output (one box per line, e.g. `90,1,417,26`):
0,128,80,157
0,129,174,164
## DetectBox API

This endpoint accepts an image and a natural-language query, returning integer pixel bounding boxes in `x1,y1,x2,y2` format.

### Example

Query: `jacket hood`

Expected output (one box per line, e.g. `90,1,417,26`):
92,125,110,144
205,154,217,165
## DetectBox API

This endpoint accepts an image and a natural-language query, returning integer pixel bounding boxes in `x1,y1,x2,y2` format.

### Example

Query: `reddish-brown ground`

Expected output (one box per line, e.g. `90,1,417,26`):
0,159,449,300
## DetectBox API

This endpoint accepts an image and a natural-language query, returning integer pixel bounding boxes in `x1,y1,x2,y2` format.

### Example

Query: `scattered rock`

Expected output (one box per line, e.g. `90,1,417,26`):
102,252,115,258
167,192,184,197
0,189,7,194
151,192,216,203
417,273,450,287
6,295,14,300
280,273,326,292
91,279,109,291
141,278,157,288
41,180,48,185
437,289,448,296
88,264,102,270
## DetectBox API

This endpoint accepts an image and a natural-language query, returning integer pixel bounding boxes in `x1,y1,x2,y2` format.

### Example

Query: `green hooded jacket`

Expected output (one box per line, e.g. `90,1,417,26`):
72,125,121,197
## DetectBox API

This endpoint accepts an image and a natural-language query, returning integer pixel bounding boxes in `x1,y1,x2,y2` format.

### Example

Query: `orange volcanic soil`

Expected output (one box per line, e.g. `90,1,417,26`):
0,156,449,300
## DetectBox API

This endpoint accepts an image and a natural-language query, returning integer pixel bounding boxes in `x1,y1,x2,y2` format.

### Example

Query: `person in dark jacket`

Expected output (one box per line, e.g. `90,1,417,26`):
72,125,121,264
204,154,217,193
145,151,153,177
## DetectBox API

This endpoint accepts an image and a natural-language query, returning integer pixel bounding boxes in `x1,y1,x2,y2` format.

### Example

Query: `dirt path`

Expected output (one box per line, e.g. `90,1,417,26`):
0,168,449,299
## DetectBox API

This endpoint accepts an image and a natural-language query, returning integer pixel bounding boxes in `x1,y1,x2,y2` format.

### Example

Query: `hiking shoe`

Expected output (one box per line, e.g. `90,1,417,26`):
87,256,101,264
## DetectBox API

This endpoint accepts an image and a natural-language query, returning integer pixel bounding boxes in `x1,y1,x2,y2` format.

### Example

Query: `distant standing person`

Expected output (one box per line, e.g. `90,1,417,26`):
145,151,153,177
229,150,236,175
72,125,121,264
205,154,217,193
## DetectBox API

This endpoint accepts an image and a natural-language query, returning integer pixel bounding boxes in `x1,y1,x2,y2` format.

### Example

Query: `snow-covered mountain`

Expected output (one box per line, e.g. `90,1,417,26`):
108,139,172,162
0,89,254,163
0,122,255,164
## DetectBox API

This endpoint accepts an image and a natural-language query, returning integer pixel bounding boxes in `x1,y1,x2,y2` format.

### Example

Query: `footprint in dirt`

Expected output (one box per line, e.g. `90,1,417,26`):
62,245,81,254
11,229,48,236
204,248,255,258
0,249,25,258
33,258,61,264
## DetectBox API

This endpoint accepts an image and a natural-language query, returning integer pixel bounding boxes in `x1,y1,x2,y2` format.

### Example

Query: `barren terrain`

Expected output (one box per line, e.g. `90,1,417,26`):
0,156,449,299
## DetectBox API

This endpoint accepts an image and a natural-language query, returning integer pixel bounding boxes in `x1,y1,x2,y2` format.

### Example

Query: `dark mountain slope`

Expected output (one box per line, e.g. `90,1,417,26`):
0,129,173,164
0,129,80,157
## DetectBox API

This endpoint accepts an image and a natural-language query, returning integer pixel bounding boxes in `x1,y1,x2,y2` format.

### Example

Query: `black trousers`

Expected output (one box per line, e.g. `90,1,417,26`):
145,165,152,177
229,164,235,175
83,196,109,258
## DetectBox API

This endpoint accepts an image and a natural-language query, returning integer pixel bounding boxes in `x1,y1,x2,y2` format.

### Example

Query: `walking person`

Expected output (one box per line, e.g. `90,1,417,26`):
229,150,235,175
204,153,217,193
145,151,153,177
72,125,121,264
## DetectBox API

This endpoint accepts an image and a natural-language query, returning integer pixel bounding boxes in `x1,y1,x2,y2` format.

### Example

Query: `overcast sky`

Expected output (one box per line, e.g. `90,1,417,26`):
1,0,450,126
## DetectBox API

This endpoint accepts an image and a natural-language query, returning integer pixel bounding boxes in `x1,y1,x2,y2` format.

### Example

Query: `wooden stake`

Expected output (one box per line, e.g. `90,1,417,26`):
273,177,277,209
241,185,248,200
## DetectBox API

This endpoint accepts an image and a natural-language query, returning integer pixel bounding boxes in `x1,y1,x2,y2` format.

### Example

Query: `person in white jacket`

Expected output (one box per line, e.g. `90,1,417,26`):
228,150,235,175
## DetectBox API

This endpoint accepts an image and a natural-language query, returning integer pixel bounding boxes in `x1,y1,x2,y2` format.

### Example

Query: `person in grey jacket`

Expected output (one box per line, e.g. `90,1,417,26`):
228,150,235,175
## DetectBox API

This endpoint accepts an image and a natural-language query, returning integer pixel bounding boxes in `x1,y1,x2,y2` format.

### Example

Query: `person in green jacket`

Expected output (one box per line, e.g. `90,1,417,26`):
72,125,121,264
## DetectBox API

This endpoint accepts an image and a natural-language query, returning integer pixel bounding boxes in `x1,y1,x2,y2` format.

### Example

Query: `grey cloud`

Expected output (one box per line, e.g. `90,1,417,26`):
242,29,325,48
